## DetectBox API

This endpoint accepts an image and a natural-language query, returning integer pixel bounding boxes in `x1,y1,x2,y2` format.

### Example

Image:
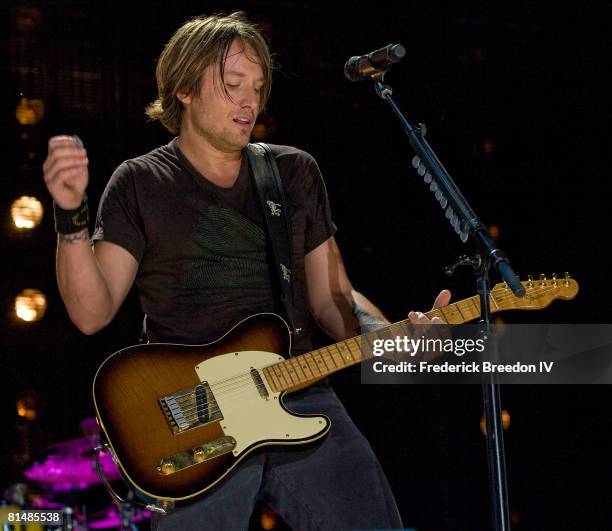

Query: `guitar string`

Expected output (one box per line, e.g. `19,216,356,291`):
169,363,332,422
164,283,566,405
166,342,355,422
171,380,312,425
159,283,569,418
172,336,370,420
162,282,569,424
173,337,372,416
172,284,568,422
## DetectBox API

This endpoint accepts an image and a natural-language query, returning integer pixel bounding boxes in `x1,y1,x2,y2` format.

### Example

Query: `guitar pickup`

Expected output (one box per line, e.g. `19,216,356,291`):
160,383,223,435
250,368,269,400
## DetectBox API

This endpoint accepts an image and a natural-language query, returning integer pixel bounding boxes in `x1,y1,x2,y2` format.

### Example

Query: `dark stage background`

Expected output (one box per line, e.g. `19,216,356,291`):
1,1,611,530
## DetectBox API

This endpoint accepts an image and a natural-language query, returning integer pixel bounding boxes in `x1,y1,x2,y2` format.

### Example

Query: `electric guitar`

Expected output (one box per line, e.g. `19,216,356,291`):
93,274,578,502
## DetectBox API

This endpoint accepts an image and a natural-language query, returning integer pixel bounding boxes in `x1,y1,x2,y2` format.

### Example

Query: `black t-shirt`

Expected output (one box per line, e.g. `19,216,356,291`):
91,139,336,354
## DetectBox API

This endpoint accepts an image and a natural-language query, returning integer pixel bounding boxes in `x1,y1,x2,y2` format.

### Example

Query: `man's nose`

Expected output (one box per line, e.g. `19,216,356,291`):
240,87,259,109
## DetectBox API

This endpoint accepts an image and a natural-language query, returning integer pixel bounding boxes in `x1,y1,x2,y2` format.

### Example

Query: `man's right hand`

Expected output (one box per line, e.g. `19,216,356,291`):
43,135,89,209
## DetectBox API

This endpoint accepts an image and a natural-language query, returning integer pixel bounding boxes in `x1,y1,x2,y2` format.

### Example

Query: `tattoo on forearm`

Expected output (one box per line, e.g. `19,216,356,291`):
58,229,89,244
351,299,388,334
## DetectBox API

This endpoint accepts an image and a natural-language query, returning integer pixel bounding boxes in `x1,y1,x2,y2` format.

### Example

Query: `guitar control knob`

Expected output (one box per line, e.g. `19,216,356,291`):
193,448,206,463
159,459,175,475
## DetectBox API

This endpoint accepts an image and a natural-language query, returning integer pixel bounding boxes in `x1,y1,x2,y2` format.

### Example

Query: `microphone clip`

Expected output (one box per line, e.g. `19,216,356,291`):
375,79,393,98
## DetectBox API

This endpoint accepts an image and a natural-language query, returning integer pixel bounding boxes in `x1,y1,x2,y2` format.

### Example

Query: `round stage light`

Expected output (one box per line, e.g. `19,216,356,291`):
11,196,44,229
15,289,47,322
15,98,45,125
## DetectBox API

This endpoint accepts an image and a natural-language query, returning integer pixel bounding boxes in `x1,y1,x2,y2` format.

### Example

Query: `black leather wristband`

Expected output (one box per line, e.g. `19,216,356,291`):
54,194,89,234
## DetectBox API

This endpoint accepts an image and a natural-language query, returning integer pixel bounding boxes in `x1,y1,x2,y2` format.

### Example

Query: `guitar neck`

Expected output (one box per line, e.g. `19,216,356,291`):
262,293,488,393
263,273,581,393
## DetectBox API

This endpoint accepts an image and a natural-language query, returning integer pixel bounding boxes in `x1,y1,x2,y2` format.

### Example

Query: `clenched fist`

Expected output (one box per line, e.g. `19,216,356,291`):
43,135,89,209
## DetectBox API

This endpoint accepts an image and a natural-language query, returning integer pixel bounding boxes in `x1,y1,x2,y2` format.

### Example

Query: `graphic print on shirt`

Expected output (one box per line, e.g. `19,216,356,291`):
175,205,274,337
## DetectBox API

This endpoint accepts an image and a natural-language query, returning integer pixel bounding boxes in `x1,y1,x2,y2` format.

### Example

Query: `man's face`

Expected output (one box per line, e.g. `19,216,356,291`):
179,39,264,152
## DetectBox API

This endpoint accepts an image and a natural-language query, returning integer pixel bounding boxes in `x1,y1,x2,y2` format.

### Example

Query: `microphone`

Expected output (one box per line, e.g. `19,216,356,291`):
344,44,406,82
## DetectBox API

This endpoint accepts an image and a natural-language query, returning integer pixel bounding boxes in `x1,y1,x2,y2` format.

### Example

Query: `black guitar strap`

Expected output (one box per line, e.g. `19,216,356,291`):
246,143,301,348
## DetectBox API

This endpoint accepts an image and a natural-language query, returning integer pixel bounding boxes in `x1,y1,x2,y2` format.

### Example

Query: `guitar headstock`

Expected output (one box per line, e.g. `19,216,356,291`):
492,273,579,311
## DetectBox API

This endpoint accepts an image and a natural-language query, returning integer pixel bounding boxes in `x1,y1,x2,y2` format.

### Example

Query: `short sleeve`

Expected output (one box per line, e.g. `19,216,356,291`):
302,154,337,253
91,161,146,262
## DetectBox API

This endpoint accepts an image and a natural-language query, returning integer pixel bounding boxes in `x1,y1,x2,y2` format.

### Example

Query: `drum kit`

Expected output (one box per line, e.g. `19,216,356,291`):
2,418,150,530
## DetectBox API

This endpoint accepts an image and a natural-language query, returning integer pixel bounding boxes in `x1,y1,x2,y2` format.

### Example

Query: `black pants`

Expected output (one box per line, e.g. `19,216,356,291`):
152,385,403,531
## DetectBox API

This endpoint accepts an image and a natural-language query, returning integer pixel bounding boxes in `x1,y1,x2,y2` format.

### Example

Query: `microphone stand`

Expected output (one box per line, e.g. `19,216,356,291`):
365,71,525,531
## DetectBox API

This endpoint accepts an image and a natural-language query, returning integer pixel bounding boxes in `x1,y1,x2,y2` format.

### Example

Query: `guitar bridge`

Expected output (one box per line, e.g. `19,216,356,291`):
160,382,223,434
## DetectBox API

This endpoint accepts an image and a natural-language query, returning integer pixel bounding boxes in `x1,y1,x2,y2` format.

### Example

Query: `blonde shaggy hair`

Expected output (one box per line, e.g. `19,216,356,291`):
145,12,272,134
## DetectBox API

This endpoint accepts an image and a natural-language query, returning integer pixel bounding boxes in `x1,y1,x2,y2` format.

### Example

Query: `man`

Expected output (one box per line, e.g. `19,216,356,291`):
43,12,450,530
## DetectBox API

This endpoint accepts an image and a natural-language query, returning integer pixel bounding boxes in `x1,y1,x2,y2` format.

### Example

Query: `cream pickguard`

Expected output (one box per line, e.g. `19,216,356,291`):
195,351,329,455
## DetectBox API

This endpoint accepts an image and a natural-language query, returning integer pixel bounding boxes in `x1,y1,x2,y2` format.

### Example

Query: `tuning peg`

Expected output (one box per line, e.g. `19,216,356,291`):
412,155,420,169
552,273,558,286
527,275,534,288
539,273,546,287
564,272,571,286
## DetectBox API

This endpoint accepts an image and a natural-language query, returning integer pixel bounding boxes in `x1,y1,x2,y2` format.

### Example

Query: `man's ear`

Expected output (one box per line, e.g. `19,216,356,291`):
176,89,192,105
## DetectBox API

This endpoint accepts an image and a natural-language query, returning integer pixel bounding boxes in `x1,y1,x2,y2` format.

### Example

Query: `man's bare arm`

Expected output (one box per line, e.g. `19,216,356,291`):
305,237,388,340
56,237,137,334
45,136,137,334
305,237,452,341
